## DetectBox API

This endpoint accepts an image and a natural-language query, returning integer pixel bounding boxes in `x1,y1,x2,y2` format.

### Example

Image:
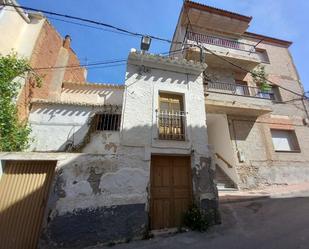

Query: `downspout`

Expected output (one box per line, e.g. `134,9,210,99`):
4,0,30,23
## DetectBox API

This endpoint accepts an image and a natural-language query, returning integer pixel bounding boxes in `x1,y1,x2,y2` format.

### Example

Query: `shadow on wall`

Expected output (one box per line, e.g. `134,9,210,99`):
229,117,256,141
62,85,122,95
61,85,124,106
34,105,89,117
125,67,200,86
29,104,121,152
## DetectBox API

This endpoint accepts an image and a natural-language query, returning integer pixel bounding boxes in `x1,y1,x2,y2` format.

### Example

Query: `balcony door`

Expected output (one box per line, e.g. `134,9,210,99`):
158,93,185,140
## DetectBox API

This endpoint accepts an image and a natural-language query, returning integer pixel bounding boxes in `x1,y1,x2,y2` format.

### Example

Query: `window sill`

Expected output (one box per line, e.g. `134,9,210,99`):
274,150,301,153
156,138,187,142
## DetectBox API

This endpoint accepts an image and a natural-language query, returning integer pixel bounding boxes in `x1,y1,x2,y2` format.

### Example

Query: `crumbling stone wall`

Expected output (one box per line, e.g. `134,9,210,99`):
228,115,309,189
33,153,150,248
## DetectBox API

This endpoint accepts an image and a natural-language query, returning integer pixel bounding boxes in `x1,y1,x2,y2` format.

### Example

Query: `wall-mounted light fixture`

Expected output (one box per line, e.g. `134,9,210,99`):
140,35,151,53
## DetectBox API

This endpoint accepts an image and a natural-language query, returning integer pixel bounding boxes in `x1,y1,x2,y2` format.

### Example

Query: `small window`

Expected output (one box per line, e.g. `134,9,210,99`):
271,129,300,152
158,93,185,140
256,48,270,63
95,113,121,131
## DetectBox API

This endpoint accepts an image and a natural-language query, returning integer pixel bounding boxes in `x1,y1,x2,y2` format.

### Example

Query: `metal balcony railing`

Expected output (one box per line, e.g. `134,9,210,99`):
187,31,256,53
205,81,275,100
157,110,186,141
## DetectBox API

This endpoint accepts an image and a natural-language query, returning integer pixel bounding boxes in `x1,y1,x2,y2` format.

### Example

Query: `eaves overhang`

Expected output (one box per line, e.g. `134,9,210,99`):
63,82,124,89
184,1,252,22
128,51,207,75
182,1,252,36
31,98,122,108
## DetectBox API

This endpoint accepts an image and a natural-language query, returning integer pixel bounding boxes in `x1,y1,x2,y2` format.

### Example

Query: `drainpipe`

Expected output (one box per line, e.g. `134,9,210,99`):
4,0,31,23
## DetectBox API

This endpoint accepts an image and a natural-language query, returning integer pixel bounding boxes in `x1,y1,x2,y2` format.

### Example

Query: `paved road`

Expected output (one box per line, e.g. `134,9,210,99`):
90,194,309,249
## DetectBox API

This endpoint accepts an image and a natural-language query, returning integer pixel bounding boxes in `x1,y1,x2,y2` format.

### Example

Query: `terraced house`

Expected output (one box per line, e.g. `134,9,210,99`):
0,1,309,249
171,1,309,189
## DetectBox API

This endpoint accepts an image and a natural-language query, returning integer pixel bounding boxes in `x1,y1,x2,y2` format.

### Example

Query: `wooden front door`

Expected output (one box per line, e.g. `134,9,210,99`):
150,156,192,230
0,160,56,249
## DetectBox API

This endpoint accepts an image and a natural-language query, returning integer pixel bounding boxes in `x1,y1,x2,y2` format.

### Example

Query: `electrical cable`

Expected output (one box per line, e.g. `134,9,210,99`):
30,47,189,71
2,3,176,44
3,2,307,99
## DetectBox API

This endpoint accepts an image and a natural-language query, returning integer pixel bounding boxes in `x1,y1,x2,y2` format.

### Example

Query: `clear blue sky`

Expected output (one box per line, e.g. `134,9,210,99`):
19,0,309,91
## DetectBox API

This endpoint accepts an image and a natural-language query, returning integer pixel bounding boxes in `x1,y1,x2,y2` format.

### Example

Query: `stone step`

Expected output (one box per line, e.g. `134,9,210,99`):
215,165,237,189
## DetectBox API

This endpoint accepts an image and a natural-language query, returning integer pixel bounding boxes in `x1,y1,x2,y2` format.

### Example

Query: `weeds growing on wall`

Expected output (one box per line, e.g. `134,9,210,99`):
0,53,41,151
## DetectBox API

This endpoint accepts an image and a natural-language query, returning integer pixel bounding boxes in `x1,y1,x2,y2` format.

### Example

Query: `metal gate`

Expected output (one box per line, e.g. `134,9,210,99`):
0,160,56,249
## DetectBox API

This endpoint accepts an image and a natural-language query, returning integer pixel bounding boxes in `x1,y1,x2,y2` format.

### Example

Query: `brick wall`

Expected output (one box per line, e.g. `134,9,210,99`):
63,48,86,83
16,20,86,120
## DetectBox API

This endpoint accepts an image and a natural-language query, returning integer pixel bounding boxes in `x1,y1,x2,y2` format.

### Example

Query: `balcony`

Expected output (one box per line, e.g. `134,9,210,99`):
206,81,275,100
186,31,261,69
204,81,273,116
157,110,186,141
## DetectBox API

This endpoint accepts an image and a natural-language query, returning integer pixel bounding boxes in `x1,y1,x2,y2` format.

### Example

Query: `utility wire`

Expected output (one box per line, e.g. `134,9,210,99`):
30,47,188,71
47,16,138,38
3,3,307,99
2,3,175,44
32,59,127,70
200,44,306,99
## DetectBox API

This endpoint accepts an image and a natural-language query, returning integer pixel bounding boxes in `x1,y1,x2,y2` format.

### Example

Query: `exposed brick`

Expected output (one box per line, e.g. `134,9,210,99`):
16,20,85,120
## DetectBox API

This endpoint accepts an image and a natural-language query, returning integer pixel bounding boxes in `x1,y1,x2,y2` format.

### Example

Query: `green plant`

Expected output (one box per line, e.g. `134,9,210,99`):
183,205,216,232
251,65,272,92
0,52,41,151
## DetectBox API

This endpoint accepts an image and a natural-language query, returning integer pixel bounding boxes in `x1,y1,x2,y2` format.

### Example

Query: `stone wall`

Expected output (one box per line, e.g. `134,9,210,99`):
228,115,309,189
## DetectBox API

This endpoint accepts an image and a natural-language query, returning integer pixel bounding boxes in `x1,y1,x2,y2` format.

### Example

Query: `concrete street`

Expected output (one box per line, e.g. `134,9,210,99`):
88,185,309,249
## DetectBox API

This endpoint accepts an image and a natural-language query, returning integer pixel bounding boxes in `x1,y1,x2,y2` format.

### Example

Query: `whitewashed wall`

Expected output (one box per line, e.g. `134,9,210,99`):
122,52,217,203
61,83,124,105
0,6,44,58
207,113,239,184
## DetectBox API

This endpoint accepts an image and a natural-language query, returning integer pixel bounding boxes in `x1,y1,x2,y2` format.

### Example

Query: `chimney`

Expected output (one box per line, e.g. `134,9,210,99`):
63,35,71,49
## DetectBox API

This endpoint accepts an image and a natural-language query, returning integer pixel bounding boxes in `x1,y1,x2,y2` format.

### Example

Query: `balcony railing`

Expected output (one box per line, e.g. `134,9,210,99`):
205,81,275,100
157,110,186,141
187,31,256,53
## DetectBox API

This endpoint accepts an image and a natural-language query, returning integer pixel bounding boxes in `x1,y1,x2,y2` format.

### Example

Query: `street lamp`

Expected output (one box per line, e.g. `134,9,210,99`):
140,35,152,53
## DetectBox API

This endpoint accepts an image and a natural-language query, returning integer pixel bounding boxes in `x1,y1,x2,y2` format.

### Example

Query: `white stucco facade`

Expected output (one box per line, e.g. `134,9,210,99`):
0,5,44,58
28,83,124,152
0,51,218,248
17,51,218,216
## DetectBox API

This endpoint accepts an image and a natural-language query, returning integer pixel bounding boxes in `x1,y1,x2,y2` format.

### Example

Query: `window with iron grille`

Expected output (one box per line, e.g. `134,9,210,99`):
158,93,186,140
95,113,121,131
